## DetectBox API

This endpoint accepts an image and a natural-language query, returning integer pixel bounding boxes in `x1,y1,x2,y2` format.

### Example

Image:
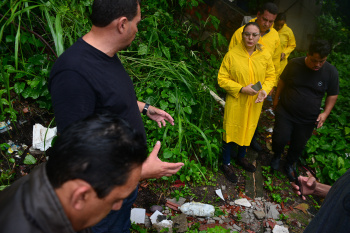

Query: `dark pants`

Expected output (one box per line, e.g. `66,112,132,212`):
272,113,315,165
222,141,247,165
92,186,138,233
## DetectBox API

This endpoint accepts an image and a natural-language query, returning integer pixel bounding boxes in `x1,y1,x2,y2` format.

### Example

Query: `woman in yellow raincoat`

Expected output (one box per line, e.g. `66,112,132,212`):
274,13,296,77
218,22,275,183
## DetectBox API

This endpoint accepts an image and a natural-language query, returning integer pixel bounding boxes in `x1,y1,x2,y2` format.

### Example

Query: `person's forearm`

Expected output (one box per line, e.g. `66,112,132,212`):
323,95,338,116
313,182,331,198
274,80,284,101
137,101,146,113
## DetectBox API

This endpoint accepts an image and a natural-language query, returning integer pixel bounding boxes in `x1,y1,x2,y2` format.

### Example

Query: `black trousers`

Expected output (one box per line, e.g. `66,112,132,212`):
272,112,315,165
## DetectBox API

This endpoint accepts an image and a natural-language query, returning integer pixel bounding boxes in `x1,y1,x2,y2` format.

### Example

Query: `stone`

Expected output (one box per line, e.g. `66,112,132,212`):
267,205,280,219
233,224,242,231
207,219,215,224
229,201,235,206
198,218,205,221
223,218,231,223
234,198,252,207
254,210,266,220
164,210,170,214
240,212,251,224
150,205,163,213
276,221,283,225
172,214,188,233
168,197,186,206
153,220,173,233
219,220,224,224
221,185,226,191
213,217,222,221
272,225,289,233
144,216,151,228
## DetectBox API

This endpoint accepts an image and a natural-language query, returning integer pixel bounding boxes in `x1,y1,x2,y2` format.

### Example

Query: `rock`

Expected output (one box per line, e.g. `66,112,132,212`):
164,210,170,214
229,201,235,206
213,217,221,221
267,205,280,219
240,212,251,224
272,225,289,233
157,215,167,222
144,216,151,228
221,185,226,191
276,221,283,225
150,205,163,213
233,224,242,231
153,220,173,233
198,218,205,222
207,219,215,224
168,197,186,206
219,220,224,224
223,218,231,223
254,210,265,220
234,198,252,207
172,214,188,233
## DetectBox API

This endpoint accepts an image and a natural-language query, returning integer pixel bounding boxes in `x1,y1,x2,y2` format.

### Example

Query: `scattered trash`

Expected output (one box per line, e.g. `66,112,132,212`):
215,189,225,201
150,210,163,225
32,124,57,151
153,219,173,232
165,200,180,211
130,208,146,224
180,202,215,217
266,108,275,116
266,127,273,133
0,121,11,133
273,225,289,233
234,198,252,207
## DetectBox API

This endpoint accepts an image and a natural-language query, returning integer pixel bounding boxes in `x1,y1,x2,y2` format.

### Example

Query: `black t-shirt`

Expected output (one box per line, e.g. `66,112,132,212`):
277,57,339,124
304,169,350,233
49,38,146,140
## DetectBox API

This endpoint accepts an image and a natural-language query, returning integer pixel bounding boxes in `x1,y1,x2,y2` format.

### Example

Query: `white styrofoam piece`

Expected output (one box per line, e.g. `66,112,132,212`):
130,208,146,224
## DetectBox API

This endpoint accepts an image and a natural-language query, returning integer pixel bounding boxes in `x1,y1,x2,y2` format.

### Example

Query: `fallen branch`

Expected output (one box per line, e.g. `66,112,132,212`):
201,83,225,107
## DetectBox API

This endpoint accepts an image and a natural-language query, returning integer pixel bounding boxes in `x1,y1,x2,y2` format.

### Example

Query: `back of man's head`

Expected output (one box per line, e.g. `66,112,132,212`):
309,39,331,58
90,0,140,27
258,2,278,15
46,113,147,198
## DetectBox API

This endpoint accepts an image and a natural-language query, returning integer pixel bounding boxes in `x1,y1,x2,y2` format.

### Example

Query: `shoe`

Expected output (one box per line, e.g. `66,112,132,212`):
270,156,281,170
237,158,256,172
284,163,297,182
222,164,238,183
250,138,262,152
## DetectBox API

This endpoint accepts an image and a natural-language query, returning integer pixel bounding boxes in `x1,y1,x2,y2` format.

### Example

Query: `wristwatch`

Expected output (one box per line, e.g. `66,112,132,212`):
142,103,150,115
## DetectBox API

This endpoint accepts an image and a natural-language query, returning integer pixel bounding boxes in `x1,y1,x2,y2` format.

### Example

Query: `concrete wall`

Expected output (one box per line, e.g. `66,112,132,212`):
275,0,322,51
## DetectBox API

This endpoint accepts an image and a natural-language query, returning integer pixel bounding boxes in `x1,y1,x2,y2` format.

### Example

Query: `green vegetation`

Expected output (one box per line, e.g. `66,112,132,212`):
0,0,227,185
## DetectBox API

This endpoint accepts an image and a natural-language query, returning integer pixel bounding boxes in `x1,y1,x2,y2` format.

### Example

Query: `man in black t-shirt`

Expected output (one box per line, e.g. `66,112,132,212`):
49,1,184,233
271,40,339,181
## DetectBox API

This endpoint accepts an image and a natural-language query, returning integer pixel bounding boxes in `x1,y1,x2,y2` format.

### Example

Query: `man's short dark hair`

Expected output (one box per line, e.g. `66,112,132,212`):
258,2,278,15
46,113,147,198
90,0,141,27
309,39,332,58
243,22,261,33
276,13,286,22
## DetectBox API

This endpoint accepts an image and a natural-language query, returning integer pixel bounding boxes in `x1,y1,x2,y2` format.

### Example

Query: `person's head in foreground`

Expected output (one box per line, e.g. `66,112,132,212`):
242,22,261,51
306,39,331,71
0,113,147,232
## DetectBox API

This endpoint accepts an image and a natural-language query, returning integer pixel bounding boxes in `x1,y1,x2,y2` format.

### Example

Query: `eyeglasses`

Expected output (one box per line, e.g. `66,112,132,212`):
242,32,260,38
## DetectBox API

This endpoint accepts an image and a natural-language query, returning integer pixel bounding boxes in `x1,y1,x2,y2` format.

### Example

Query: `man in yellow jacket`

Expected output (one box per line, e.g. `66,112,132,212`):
229,2,281,80
274,12,296,76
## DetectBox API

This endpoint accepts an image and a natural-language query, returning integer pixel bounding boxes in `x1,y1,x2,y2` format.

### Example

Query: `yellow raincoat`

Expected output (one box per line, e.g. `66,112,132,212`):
229,22,281,86
218,42,275,146
278,24,296,75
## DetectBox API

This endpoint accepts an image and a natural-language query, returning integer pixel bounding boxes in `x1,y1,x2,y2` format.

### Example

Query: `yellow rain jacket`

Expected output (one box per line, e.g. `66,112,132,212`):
229,21,281,86
278,24,296,75
218,42,275,146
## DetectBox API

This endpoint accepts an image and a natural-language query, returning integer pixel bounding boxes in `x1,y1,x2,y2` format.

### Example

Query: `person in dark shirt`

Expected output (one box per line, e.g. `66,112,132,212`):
49,1,184,232
291,170,350,233
271,39,339,181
